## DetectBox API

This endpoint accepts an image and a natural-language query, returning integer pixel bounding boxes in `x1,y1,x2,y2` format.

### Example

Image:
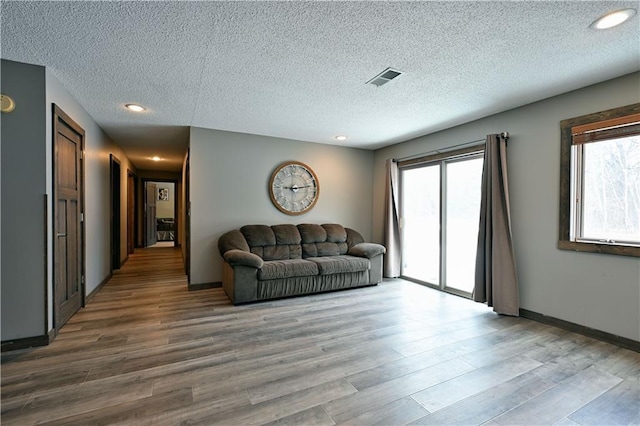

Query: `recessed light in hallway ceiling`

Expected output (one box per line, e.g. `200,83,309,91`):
125,103,146,112
590,8,636,29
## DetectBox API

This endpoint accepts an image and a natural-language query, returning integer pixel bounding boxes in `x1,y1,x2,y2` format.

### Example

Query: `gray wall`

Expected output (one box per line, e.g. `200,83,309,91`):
180,152,188,257
189,127,374,285
1,60,134,341
46,70,135,320
373,72,640,341
1,60,47,340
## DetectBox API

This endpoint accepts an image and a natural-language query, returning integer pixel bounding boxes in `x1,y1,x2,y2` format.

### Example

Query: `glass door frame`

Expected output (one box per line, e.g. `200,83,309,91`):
399,147,484,299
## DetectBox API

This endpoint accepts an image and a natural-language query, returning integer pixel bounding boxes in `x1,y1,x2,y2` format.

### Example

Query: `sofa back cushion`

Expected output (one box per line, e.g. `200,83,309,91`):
226,223,359,261
323,223,348,243
298,224,348,258
240,224,302,260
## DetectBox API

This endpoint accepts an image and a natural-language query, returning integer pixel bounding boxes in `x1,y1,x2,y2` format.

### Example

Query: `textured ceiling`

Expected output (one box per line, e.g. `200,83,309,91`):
2,1,639,171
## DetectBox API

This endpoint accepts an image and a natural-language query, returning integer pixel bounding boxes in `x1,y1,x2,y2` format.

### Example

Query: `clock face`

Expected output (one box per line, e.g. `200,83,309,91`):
269,161,319,215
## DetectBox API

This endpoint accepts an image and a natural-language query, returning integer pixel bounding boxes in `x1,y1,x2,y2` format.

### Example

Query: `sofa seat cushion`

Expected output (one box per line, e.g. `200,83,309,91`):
307,256,370,275
258,259,319,280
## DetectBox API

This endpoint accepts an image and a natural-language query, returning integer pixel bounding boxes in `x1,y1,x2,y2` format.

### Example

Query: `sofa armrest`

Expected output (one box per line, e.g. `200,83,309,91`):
223,249,264,269
348,243,386,259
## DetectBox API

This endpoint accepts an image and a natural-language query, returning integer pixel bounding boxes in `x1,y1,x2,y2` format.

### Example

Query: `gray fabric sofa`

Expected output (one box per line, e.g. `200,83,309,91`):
218,223,386,304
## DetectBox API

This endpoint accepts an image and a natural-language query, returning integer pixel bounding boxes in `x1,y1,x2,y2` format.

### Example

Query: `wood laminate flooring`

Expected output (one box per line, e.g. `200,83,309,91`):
2,247,639,425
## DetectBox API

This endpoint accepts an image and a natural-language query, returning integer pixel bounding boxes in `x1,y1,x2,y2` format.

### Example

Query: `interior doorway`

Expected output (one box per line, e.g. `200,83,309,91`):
110,155,121,271
53,105,85,330
127,170,136,255
145,181,176,248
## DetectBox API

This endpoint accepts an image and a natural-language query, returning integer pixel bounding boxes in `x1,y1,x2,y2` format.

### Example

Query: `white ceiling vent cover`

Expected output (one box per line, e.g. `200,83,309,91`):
366,67,403,87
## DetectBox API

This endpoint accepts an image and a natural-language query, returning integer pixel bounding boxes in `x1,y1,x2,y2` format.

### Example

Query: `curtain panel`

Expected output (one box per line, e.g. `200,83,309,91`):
383,159,401,277
473,134,519,316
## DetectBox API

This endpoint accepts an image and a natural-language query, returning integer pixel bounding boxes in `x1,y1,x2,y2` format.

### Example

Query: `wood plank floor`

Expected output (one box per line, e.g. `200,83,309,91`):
2,247,639,425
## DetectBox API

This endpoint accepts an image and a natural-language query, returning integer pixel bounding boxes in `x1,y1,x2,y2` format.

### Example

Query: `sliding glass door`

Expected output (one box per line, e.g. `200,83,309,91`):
401,165,440,284
444,157,484,293
401,153,483,297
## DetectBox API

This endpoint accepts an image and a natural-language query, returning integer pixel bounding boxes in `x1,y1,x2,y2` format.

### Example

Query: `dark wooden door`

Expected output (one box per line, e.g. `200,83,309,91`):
110,155,121,270
53,106,84,330
127,171,135,255
184,150,190,279
145,182,157,247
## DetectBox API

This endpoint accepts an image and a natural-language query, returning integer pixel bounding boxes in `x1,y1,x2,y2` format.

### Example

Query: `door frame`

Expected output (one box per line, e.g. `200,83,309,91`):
142,178,179,247
127,169,136,255
52,104,86,332
398,146,484,299
145,181,158,247
110,154,122,271
184,149,190,281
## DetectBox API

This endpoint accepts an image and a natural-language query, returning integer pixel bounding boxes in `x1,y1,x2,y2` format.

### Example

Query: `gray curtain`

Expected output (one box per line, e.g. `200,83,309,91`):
384,159,401,277
473,134,519,316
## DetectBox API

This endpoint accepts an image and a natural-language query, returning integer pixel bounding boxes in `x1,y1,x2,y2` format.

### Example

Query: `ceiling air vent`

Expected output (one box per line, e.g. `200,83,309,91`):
366,67,403,87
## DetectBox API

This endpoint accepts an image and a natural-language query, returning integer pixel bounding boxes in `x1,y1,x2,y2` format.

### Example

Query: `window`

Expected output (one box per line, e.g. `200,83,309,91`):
559,103,640,257
400,146,484,297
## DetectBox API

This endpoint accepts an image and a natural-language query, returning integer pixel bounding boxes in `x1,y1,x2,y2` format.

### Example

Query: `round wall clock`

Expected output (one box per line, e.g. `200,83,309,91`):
269,161,319,215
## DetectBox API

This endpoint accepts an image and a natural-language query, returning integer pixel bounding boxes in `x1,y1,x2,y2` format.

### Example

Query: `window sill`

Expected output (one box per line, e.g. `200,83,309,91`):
558,240,640,257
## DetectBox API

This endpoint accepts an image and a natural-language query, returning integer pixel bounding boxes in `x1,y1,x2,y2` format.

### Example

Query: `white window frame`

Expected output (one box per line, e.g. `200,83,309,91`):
571,141,640,247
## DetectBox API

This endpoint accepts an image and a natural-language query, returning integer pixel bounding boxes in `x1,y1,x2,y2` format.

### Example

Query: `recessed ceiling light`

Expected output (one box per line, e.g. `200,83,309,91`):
152,156,161,161
125,103,146,112
590,8,636,29
334,135,348,141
